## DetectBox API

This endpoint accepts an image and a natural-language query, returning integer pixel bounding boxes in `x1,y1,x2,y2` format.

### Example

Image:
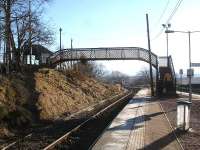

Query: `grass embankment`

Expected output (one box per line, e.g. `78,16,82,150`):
0,68,124,138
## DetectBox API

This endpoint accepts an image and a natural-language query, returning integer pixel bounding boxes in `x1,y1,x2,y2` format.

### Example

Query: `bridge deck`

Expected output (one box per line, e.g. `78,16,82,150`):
48,47,158,68
91,89,182,150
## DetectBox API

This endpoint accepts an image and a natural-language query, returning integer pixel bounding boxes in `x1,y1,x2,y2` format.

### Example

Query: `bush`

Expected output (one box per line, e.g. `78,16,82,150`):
0,105,9,120
6,106,32,128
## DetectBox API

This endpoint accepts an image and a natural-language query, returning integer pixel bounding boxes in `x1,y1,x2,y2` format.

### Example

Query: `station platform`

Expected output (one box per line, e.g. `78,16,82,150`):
177,91,200,100
92,89,182,150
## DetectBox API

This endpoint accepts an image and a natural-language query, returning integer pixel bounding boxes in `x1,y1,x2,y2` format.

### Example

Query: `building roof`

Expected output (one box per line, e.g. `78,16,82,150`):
24,44,53,57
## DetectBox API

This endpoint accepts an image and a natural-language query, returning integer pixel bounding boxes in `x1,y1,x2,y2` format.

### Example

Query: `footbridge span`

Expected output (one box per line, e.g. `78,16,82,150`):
48,47,176,96
49,47,158,68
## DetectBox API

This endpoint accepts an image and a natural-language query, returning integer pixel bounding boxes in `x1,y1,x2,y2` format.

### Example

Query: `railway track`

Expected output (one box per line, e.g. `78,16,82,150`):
2,91,134,150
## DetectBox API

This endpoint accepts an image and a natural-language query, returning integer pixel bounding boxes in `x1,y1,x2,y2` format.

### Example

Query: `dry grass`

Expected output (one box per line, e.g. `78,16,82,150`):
35,69,124,120
0,68,125,137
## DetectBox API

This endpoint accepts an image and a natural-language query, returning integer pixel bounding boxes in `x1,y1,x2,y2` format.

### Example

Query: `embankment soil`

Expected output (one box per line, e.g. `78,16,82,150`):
0,68,125,138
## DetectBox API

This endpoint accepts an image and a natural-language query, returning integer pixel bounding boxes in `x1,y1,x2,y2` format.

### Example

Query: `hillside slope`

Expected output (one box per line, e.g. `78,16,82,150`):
0,68,124,137
35,69,124,120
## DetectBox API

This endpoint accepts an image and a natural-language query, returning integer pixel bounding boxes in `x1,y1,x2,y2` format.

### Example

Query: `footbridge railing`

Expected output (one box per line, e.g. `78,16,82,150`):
48,47,158,68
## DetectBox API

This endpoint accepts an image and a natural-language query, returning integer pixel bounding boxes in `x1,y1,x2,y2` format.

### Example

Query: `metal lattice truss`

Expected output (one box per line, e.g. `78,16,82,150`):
49,47,158,68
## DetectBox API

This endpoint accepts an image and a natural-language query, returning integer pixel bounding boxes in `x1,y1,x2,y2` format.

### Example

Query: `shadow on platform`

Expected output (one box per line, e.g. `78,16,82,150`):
141,128,185,150
106,111,164,132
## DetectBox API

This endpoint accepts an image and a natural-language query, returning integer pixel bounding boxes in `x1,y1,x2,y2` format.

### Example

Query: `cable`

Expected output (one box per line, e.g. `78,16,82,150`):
151,0,184,41
154,0,170,28
151,28,164,41
151,0,170,40
166,0,183,23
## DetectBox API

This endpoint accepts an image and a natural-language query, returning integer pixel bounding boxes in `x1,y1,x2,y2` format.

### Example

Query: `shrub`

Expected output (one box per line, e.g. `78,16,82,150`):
0,105,9,120
6,106,32,128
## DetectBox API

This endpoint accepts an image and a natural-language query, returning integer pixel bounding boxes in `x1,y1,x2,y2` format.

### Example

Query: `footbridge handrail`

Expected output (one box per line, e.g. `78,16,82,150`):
169,56,176,87
48,47,158,68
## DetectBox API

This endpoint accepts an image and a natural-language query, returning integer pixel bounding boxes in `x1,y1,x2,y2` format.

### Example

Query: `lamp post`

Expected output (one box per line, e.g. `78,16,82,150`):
59,28,62,68
29,0,32,65
162,23,171,66
179,69,183,95
165,30,200,102
70,38,73,68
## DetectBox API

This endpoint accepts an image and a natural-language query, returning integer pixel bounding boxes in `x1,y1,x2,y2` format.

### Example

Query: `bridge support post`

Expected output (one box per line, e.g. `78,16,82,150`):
156,64,159,96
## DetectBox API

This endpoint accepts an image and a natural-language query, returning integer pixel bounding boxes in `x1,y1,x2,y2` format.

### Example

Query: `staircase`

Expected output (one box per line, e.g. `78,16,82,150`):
157,56,176,96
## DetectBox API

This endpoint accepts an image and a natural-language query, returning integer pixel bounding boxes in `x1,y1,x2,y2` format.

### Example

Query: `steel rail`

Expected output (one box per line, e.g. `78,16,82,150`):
1,92,131,150
43,92,133,150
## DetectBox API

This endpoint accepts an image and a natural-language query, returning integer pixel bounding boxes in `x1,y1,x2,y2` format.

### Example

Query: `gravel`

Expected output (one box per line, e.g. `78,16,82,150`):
160,97,200,150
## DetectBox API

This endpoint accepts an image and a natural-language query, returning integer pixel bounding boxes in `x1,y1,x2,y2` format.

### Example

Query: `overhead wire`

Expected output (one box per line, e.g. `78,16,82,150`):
151,0,171,41
166,0,183,23
151,0,184,41
151,28,164,41
153,0,170,28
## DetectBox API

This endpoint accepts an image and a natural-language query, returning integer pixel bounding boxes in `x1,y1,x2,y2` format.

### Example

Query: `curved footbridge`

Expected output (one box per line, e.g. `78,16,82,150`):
48,47,177,96
91,89,182,150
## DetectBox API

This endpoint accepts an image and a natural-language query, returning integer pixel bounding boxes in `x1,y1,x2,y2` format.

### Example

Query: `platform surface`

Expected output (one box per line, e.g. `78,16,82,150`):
92,89,182,150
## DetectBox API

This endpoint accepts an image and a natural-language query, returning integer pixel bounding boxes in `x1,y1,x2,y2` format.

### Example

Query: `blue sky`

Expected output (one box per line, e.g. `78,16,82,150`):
45,0,171,48
44,0,200,76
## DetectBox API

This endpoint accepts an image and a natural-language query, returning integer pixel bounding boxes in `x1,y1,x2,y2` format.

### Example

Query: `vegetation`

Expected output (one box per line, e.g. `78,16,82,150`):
0,0,54,72
74,57,106,79
0,68,125,137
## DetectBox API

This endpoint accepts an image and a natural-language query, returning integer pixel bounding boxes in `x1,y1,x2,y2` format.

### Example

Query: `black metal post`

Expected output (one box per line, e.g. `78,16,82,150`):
156,58,159,96
59,28,62,68
188,31,192,102
162,24,171,67
146,14,154,96
70,38,73,68
29,0,32,65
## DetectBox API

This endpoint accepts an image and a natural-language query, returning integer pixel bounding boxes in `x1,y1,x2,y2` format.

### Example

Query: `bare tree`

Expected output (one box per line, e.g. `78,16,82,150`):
13,10,54,69
137,69,150,86
73,57,107,79
0,9,3,62
133,67,157,88
103,71,129,85
90,63,106,79
0,0,54,72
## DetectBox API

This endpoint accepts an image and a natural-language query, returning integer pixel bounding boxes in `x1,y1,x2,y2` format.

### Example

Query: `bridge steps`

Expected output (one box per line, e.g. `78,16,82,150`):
157,56,176,97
